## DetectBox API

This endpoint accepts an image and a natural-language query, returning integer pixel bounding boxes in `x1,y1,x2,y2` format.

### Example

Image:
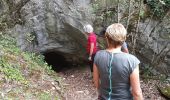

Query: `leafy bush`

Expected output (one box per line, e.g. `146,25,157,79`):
146,0,170,18
0,33,53,83
0,33,62,99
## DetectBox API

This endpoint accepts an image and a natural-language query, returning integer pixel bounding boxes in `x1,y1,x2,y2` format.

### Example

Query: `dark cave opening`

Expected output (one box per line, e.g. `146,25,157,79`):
43,51,71,72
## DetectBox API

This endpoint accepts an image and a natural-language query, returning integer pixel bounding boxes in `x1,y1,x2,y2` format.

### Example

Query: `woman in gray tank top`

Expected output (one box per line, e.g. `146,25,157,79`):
93,23,143,100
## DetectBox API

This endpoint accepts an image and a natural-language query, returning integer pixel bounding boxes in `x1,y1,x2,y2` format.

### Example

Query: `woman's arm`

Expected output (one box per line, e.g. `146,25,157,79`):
93,64,99,89
122,48,129,53
130,65,143,100
122,42,129,53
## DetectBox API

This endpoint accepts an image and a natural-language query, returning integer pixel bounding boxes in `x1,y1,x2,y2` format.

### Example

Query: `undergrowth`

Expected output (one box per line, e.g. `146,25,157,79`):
0,33,62,99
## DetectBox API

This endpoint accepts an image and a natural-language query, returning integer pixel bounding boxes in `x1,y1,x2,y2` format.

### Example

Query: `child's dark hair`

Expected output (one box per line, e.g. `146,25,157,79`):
99,27,107,37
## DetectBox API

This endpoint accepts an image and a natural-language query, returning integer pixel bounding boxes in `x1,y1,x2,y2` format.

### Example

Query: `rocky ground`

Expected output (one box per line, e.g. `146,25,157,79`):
57,65,166,100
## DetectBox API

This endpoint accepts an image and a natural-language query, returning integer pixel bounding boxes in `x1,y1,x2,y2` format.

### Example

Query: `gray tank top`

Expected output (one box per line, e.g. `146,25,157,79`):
94,50,140,100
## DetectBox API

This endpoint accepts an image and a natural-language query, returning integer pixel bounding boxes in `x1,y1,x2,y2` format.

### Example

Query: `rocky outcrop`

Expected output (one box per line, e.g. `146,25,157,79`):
0,0,93,62
136,14,170,73
93,0,170,74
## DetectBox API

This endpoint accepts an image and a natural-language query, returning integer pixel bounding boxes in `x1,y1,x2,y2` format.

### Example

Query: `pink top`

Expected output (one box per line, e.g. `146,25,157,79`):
86,32,98,54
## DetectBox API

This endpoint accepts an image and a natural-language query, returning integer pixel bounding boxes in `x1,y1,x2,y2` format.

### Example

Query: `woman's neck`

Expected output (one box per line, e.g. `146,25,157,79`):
106,46,122,53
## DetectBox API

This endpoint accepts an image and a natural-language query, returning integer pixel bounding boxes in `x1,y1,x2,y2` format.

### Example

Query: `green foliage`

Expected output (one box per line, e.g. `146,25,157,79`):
146,0,170,18
0,33,27,84
0,33,53,83
38,92,51,100
158,85,170,98
22,52,53,74
0,22,8,31
91,3,99,13
25,32,36,43
36,91,60,100
139,10,145,18
1,63,27,84
0,33,61,99
105,10,114,17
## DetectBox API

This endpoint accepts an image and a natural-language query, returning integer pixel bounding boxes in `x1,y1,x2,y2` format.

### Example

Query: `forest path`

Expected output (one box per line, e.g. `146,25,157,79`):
58,65,165,100
58,66,98,100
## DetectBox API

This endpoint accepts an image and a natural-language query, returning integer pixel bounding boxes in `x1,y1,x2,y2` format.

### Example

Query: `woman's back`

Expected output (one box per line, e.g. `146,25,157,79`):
94,50,140,100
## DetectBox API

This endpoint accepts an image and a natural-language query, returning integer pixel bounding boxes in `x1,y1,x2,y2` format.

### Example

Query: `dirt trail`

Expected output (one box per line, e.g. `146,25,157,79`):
58,66,98,100
58,66,166,100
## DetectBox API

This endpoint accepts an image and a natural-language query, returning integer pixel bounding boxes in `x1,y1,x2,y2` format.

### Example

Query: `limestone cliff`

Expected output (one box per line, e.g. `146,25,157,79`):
0,0,94,62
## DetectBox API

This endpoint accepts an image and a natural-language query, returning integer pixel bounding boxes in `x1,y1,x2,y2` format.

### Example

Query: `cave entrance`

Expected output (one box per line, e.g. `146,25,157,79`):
43,51,70,72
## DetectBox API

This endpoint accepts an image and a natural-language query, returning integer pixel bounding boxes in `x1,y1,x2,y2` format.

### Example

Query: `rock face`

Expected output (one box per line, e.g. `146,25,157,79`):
136,16,170,73
0,0,93,62
132,13,170,74
93,0,170,74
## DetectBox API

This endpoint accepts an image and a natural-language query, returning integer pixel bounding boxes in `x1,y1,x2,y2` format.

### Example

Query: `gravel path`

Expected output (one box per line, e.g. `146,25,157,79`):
58,66,166,100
